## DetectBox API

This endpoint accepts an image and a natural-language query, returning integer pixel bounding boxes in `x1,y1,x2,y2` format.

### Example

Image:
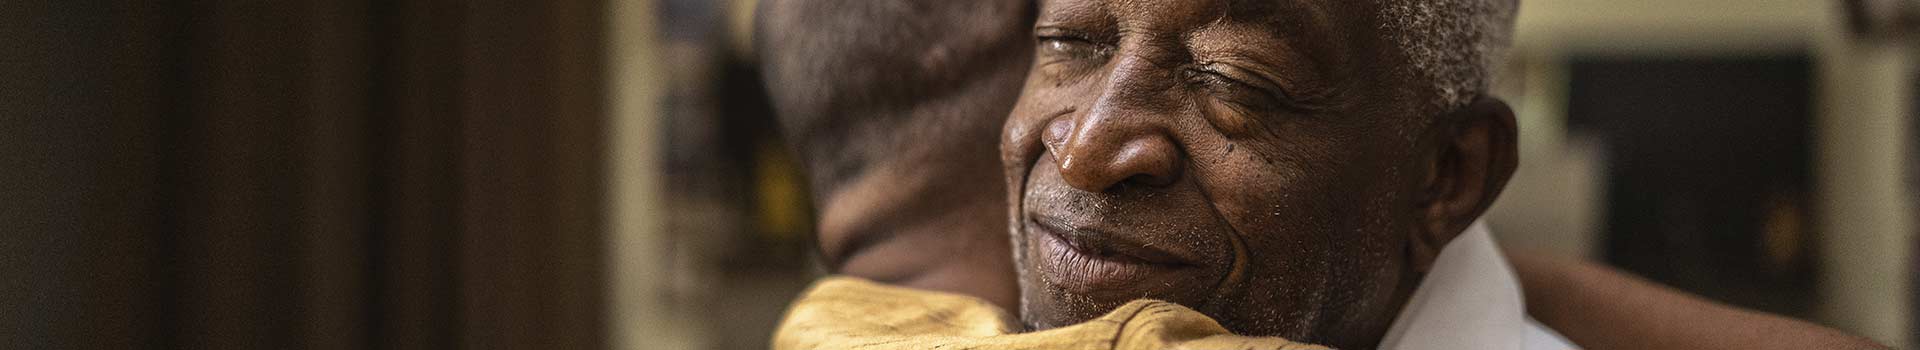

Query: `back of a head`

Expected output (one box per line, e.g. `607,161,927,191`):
754,0,1034,309
756,0,1033,196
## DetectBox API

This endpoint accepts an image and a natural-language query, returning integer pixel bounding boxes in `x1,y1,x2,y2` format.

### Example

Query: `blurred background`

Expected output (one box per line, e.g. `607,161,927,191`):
2,0,1914,349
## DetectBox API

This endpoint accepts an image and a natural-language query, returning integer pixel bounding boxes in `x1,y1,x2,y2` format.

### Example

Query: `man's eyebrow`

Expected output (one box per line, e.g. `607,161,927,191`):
1184,0,1344,103
1034,0,1109,27
1224,0,1284,14
1221,0,1331,34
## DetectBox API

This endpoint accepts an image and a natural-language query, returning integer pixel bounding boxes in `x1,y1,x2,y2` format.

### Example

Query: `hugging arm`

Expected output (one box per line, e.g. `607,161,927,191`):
1506,250,1889,350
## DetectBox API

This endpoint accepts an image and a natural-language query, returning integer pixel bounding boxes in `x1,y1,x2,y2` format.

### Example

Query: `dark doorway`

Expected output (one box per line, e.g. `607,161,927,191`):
1568,56,1819,317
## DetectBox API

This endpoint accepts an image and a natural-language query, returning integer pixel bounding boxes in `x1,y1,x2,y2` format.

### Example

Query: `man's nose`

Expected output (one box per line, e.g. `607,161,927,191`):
1045,90,1185,193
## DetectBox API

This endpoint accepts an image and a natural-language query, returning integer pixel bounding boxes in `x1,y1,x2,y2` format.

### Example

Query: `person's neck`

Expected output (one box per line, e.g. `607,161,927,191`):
1319,257,1427,349
813,162,1019,310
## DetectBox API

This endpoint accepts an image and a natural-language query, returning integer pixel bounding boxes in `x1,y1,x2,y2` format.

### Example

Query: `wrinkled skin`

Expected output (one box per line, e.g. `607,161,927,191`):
999,0,1517,348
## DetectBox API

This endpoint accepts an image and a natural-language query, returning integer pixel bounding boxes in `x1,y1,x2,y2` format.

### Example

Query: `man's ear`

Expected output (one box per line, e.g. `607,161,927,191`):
1411,97,1518,271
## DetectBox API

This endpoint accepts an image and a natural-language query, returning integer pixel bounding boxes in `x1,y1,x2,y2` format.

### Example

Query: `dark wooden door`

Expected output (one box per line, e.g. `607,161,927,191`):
2,1,609,349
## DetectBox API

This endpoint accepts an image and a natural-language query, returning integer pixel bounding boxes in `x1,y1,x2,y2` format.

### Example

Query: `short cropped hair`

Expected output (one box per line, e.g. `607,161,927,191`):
755,0,1031,193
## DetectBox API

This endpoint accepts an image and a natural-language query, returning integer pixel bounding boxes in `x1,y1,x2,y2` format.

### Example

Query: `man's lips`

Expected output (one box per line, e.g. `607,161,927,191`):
1027,216,1206,295
1031,217,1198,266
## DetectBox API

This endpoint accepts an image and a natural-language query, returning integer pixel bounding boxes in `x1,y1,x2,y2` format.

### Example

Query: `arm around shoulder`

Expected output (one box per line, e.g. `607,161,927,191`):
1506,250,1891,350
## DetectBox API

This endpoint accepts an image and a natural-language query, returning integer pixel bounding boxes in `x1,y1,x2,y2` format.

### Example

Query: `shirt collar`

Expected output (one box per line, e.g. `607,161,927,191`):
1376,221,1575,350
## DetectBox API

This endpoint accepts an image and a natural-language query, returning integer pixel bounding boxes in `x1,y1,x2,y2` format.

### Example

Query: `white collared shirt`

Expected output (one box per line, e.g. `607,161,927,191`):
1376,222,1579,350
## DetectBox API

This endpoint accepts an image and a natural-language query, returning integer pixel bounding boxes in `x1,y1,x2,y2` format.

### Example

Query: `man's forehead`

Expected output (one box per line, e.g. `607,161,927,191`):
1038,0,1368,38
1041,0,1337,12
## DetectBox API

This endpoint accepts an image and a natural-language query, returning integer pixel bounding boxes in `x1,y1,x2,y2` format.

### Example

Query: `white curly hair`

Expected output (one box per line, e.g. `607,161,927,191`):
1378,0,1519,112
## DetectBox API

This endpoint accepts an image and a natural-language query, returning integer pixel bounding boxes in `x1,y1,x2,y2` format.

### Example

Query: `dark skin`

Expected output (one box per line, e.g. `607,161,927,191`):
757,0,1889,348
998,0,1514,347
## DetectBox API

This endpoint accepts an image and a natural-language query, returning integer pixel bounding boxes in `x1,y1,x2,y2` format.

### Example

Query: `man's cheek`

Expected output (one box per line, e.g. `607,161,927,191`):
1188,156,1309,226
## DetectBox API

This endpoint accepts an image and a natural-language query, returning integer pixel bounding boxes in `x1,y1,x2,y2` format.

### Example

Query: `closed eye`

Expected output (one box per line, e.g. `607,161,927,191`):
1034,26,1110,63
1188,68,1286,113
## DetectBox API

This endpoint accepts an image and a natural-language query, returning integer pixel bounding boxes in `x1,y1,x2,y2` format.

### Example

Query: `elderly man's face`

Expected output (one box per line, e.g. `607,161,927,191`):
1000,0,1508,346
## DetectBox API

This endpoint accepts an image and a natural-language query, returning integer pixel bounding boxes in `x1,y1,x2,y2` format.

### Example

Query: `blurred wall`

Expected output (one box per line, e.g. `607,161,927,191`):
1816,31,1915,348
606,0,700,349
614,0,823,349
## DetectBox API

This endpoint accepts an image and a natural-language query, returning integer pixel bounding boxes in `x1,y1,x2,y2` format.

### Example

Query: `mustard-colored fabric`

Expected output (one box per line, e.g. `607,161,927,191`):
774,276,1330,350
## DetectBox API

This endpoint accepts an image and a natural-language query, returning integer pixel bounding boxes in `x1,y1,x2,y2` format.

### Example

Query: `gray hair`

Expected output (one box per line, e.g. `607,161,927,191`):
1379,0,1518,112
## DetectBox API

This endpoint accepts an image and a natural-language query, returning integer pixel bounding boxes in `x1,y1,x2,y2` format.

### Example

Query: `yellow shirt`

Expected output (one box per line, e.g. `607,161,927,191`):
773,276,1329,350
